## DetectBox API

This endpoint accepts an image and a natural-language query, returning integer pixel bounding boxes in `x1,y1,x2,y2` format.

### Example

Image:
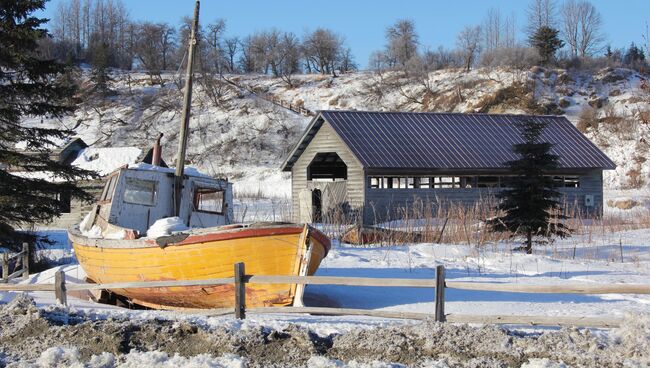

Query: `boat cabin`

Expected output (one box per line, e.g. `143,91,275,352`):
81,164,233,238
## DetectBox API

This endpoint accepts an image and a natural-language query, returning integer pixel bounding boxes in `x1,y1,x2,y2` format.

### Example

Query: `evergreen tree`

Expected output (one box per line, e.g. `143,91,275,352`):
0,0,94,248
529,26,564,65
488,119,571,254
624,42,645,66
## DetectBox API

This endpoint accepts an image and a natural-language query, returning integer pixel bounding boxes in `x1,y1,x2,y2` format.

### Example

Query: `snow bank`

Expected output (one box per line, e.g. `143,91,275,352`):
27,347,247,368
146,217,189,238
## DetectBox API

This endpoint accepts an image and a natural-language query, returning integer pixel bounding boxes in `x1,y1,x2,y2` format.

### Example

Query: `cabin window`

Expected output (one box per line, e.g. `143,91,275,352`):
123,178,157,206
194,188,225,214
100,175,119,201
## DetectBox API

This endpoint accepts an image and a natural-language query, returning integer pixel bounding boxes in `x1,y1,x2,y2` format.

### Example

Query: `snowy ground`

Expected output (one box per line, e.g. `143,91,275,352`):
1,228,650,366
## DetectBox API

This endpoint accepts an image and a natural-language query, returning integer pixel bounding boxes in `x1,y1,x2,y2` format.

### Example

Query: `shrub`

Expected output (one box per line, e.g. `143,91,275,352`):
577,106,598,133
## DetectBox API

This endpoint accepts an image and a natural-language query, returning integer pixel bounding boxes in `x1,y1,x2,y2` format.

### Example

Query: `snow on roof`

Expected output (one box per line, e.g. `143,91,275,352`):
72,147,142,176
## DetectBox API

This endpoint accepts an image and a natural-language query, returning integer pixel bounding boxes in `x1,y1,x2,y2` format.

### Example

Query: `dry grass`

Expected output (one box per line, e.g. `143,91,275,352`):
316,196,650,247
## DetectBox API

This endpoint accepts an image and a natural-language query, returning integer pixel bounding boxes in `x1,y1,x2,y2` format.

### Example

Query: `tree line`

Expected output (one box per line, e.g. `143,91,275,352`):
44,0,357,85
370,0,648,75
43,0,648,84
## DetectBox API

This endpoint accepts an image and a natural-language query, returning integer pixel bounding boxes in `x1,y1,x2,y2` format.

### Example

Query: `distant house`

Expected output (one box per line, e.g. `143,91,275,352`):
9,138,146,228
281,111,616,224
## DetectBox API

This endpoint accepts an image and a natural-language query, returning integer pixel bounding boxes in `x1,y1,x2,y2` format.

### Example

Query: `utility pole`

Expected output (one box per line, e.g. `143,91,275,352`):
174,0,200,218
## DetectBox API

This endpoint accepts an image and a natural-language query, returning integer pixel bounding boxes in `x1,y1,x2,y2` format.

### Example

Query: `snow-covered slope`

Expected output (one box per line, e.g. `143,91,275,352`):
22,67,650,195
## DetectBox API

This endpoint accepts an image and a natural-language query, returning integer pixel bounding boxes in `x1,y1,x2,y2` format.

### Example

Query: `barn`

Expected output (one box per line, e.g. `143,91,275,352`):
281,110,616,225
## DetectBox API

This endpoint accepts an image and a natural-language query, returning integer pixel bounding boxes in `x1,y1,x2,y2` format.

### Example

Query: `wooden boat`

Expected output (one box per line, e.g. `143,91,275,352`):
68,0,330,310
69,222,329,309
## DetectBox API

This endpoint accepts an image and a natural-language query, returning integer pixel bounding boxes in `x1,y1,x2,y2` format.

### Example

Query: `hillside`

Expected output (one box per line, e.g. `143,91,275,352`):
21,66,650,197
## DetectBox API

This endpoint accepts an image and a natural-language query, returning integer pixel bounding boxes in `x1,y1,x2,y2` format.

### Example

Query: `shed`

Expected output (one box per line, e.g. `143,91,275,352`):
281,111,616,224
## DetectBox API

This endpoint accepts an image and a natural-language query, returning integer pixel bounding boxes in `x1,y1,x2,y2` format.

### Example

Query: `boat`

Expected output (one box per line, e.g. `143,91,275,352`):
68,0,330,310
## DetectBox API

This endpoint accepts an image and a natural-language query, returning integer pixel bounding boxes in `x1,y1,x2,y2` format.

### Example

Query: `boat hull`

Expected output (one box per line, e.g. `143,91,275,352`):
69,224,330,310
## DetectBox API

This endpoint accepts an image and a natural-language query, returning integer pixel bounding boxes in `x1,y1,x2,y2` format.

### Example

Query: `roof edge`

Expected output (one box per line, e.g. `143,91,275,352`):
280,112,325,172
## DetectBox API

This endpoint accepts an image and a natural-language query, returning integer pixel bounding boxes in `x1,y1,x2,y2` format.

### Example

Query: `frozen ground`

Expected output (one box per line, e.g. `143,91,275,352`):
1,220,650,366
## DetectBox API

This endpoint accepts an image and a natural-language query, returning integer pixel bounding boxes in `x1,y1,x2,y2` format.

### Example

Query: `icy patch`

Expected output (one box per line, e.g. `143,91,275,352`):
146,217,189,238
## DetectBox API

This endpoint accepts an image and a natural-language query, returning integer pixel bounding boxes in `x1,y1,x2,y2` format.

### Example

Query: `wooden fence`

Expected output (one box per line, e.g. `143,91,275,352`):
221,76,315,117
1,243,29,283
1,263,649,328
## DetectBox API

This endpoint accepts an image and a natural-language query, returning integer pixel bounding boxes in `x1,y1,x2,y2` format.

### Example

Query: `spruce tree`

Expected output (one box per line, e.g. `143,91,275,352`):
529,26,564,65
488,119,571,254
0,0,94,248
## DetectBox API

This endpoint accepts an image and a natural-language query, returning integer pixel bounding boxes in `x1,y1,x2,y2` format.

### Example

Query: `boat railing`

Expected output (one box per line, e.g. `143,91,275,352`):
1,262,649,328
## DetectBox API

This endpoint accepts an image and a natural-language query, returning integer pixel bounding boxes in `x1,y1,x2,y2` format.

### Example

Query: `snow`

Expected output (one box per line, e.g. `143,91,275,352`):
81,225,103,238
71,146,142,176
20,347,247,368
146,217,189,238
129,162,212,179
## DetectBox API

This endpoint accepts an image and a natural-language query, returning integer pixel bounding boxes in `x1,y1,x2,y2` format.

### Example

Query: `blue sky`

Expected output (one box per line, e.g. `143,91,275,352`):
39,0,649,67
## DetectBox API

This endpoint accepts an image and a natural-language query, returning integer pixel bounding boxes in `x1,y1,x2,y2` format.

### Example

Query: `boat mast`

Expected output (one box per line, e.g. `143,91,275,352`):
174,0,200,217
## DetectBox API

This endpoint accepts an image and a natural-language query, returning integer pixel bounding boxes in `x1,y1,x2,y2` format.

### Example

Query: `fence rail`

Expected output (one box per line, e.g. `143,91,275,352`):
1,243,29,283
2,262,649,328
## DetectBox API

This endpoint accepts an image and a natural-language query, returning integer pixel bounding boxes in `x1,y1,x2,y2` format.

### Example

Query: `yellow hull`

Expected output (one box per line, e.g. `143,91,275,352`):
69,224,330,310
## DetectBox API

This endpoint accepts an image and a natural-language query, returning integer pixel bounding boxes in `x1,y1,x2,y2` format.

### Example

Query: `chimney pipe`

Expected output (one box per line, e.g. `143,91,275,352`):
152,133,163,166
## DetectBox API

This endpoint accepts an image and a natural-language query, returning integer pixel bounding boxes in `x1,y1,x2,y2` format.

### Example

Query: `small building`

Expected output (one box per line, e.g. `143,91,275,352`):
9,138,146,228
281,111,616,224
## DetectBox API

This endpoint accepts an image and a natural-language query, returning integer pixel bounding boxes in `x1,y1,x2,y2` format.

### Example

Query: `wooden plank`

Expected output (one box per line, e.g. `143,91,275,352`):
7,269,24,281
247,275,436,288
22,243,29,279
234,262,246,319
0,284,56,292
6,251,24,261
446,281,650,294
247,306,433,320
435,265,446,322
2,253,8,283
54,270,67,306
65,278,234,291
445,314,622,328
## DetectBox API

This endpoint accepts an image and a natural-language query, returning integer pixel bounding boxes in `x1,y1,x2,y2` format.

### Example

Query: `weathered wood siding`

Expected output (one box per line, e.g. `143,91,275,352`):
291,121,365,222
363,169,605,224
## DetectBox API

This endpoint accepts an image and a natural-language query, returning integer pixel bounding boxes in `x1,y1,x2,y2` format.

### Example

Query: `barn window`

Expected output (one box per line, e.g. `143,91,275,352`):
433,176,460,188
123,178,157,206
194,188,225,214
552,176,580,188
308,152,347,181
476,176,499,188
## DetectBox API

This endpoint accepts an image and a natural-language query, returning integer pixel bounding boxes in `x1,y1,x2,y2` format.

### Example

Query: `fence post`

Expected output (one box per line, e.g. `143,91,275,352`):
54,270,67,306
234,262,246,319
22,243,29,279
2,253,8,283
435,265,446,322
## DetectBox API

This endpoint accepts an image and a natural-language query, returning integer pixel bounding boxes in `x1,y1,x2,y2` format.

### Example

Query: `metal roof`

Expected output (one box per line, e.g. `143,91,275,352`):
281,111,616,171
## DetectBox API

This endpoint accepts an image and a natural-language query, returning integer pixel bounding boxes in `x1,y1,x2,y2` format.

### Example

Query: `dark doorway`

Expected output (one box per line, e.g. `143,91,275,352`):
307,152,347,180
312,189,322,223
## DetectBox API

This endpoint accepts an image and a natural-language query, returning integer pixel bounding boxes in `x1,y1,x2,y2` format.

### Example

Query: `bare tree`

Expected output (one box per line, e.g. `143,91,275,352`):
484,8,502,51
302,28,344,76
457,25,482,72
385,19,419,67
526,0,557,38
133,22,177,84
224,37,239,73
206,19,226,73
561,0,604,57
